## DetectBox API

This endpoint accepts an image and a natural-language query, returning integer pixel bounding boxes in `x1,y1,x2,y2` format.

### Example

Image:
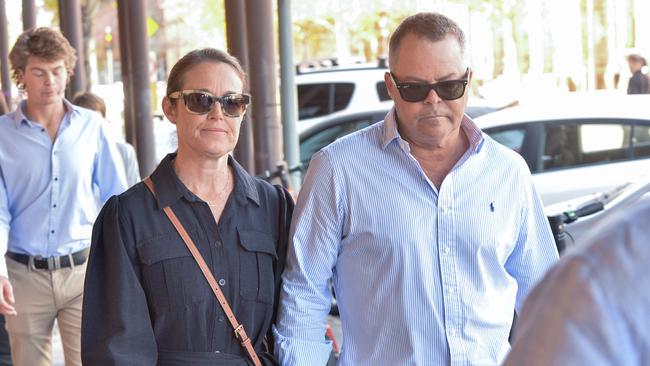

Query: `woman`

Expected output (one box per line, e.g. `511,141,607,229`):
81,48,293,366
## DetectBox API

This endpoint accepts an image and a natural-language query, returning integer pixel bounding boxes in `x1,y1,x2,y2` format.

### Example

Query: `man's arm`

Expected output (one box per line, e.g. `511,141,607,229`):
273,151,343,365
505,166,559,312
81,196,157,365
0,168,16,315
93,121,128,201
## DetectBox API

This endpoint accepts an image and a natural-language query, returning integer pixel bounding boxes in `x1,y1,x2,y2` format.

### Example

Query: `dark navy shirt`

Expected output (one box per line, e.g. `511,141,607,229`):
82,153,293,366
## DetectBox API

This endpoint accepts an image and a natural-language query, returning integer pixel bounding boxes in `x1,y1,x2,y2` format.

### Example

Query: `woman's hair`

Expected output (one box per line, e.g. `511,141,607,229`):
72,91,106,118
8,27,77,86
165,48,247,98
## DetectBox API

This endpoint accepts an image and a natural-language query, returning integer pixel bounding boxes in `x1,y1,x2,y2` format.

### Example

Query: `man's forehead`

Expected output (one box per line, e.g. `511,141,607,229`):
25,56,66,69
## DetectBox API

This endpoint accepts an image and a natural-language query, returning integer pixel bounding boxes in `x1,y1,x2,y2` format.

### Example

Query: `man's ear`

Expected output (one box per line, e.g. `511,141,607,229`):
384,71,396,101
161,96,177,125
16,70,25,89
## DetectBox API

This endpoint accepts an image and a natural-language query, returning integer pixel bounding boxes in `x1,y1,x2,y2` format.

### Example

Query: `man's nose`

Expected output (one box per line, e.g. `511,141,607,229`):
423,87,442,104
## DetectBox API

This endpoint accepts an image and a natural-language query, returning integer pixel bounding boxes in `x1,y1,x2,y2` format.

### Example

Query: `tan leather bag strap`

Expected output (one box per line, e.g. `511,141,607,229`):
143,177,262,366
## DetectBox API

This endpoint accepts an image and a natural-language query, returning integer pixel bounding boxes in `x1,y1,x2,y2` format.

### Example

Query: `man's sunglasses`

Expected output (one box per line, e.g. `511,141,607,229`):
168,90,251,117
390,69,469,102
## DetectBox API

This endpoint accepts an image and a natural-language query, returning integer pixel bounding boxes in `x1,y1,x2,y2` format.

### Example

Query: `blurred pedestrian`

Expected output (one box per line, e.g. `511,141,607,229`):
626,53,650,94
274,12,558,365
0,93,8,115
73,91,141,187
505,199,650,365
82,48,294,365
0,27,127,366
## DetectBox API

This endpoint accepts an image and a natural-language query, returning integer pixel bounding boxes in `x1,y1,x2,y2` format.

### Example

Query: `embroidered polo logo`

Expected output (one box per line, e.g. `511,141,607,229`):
490,202,495,212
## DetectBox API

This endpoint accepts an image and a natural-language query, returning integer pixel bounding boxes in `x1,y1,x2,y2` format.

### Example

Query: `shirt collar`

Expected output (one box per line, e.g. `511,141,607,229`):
13,98,79,127
381,106,485,153
149,153,260,210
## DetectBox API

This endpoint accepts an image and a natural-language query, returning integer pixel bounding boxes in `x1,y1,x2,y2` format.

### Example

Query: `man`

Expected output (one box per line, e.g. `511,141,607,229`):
626,53,649,94
72,91,141,187
0,27,127,366
274,12,558,365
505,198,650,365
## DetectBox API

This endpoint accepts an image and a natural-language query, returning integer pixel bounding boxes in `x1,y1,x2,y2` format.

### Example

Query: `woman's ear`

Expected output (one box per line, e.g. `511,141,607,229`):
161,96,177,125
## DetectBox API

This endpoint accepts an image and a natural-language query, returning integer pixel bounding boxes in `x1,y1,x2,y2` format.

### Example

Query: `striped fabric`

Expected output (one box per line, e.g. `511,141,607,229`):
274,108,558,366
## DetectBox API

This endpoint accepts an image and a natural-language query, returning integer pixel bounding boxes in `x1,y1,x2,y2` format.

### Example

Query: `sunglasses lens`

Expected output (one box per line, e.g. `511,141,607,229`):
222,95,249,117
184,92,214,114
436,80,466,100
399,84,430,102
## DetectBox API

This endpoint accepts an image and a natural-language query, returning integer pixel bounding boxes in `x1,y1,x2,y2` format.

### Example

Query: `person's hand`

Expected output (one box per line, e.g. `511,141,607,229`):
0,276,16,316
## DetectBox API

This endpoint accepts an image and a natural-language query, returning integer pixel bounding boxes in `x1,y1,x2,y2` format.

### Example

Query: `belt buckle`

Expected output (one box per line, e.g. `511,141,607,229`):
28,255,60,270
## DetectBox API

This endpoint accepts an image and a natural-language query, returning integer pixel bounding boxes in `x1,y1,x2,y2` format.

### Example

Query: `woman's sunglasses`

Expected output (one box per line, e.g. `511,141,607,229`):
168,90,251,117
390,69,469,102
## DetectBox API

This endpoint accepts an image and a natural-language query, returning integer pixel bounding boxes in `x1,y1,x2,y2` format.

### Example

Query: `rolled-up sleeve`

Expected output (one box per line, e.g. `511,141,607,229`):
81,196,157,365
274,151,342,365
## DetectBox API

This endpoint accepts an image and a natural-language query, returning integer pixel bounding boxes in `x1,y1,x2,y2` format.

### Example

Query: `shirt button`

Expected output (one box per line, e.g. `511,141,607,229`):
50,230,55,234
449,328,457,336
214,240,222,248
54,177,58,181
41,128,45,132
218,278,226,286
218,316,225,323
448,287,455,295
53,204,57,208
443,247,450,254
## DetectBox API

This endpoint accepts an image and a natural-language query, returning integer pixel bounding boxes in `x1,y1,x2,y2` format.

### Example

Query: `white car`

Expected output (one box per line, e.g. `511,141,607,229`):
296,63,393,133
474,92,650,206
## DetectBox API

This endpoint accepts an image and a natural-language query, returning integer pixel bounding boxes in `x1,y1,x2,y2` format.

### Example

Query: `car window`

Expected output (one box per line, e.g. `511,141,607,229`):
543,123,631,171
487,128,526,153
298,84,330,120
297,83,354,120
333,84,354,112
300,118,375,168
376,82,391,101
633,124,650,158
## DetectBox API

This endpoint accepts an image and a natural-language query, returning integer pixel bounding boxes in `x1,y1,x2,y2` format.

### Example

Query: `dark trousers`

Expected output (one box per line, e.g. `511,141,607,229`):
0,316,12,365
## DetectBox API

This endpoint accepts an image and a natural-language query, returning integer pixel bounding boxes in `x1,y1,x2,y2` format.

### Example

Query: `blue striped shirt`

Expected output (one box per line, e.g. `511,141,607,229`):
274,109,558,365
0,100,127,276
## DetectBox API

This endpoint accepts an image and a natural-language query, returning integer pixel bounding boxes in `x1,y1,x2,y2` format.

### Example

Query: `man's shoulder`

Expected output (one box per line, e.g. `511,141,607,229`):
480,134,530,171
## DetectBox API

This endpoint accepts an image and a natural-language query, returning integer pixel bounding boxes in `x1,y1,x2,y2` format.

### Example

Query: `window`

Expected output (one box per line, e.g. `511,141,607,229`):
300,118,375,168
542,123,631,171
488,128,526,153
332,84,354,112
376,82,391,101
633,124,650,158
297,83,354,120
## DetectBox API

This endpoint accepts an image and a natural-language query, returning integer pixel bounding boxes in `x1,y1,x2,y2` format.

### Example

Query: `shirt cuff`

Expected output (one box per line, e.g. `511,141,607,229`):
273,325,333,365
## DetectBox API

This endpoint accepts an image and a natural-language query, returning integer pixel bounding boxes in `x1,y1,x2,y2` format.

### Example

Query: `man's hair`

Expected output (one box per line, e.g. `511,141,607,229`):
627,54,647,67
72,91,106,118
8,27,77,86
166,48,247,99
388,12,466,68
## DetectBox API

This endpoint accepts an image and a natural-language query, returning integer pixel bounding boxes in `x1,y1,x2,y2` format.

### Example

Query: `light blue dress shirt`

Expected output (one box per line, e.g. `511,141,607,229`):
274,109,558,365
505,199,650,366
0,99,127,276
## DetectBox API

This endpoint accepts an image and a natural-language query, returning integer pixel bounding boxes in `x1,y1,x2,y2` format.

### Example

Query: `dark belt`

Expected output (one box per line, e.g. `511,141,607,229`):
6,248,90,270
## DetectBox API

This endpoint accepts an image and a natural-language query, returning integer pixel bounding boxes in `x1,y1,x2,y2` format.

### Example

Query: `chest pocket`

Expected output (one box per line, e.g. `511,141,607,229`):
237,228,277,303
137,228,211,311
